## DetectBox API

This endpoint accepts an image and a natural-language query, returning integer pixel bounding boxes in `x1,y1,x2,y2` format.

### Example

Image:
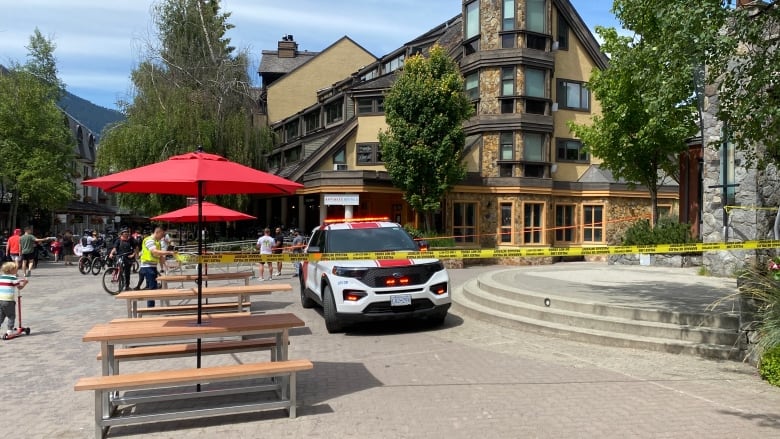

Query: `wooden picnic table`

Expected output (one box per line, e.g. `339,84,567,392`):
157,271,254,289
83,312,305,376
116,283,293,318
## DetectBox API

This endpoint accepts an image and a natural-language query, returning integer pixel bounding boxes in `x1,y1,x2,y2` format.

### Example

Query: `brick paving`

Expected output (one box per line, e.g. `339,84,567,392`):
2,261,779,438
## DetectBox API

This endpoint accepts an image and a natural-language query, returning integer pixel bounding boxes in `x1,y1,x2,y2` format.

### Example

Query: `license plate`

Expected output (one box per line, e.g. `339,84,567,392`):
390,294,412,306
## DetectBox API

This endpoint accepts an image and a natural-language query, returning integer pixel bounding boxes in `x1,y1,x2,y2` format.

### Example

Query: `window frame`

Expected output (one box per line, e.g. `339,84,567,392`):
332,146,346,165
555,204,576,243
499,201,514,244
502,0,515,31
556,138,589,162
557,12,569,50
465,71,480,101
453,201,478,245
526,0,546,34
324,100,344,125
356,97,385,115
523,202,544,244
556,79,591,112
356,142,383,165
582,204,604,243
304,111,320,133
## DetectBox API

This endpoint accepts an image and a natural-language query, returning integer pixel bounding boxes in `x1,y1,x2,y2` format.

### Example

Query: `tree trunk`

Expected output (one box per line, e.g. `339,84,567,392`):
774,205,780,240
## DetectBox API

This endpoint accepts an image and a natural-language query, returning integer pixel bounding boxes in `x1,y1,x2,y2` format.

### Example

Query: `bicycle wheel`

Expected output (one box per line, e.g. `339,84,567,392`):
102,267,123,295
91,258,103,275
78,256,91,275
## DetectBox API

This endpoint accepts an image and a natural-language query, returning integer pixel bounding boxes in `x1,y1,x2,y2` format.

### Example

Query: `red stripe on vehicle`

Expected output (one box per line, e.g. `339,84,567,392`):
376,259,413,267
349,222,380,229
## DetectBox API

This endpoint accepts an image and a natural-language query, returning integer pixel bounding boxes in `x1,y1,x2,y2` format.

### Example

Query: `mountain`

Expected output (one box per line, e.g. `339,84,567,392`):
58,91,125,136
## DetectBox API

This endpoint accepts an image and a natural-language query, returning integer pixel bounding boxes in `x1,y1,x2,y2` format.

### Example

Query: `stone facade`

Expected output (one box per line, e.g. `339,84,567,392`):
700,78,780,276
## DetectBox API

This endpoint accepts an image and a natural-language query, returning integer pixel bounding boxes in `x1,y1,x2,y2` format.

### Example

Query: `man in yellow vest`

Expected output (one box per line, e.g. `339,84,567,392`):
140,227,176,307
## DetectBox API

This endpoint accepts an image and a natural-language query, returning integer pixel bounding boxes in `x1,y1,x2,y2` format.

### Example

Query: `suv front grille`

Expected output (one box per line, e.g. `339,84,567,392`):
362,298,435,314
360,262,443,288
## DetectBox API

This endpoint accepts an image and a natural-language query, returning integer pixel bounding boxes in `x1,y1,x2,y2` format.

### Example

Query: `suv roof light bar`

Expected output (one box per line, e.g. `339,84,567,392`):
323,216,390,224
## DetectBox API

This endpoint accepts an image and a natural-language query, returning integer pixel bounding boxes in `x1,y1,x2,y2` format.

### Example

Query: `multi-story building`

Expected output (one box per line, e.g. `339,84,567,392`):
258,0,678,253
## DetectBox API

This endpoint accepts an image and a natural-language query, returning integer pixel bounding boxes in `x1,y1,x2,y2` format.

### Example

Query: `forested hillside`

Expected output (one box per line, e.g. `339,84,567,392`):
58,91,124,135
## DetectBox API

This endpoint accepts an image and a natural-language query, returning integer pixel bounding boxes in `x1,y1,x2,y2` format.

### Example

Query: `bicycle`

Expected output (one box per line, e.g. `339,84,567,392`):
102,253,143,295
78,251,100,275
89,247,113,275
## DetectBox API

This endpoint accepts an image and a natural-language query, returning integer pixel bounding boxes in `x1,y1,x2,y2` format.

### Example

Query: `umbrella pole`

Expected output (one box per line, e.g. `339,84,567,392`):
197,180,203,389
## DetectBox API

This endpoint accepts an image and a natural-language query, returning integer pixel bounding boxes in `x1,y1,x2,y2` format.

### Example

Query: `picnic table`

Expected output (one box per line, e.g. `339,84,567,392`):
157,271,254,289
116,283,293,318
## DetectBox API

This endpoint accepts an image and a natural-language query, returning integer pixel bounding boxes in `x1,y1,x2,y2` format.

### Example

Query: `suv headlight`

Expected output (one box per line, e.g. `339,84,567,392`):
332,266,369,279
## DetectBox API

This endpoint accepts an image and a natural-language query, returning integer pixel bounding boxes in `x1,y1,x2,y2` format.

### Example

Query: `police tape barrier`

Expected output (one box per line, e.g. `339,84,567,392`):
176,239,780,264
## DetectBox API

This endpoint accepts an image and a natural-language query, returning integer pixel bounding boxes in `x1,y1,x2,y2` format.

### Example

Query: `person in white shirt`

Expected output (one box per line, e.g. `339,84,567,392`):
256,228,276,281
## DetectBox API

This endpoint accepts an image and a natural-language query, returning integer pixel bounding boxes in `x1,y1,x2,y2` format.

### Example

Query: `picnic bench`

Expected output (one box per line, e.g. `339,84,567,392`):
77,313,309,438
75,359,313,439
157,271,253,289
116,283,292,318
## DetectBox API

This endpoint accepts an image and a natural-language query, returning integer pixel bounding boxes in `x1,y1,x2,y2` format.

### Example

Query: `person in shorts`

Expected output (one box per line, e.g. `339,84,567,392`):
5,229,22,269
273,227,284,277
0,261,28,337
256,228,276,281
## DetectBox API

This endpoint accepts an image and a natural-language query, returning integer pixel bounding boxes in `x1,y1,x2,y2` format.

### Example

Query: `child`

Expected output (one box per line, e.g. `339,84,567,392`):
0,261,28,337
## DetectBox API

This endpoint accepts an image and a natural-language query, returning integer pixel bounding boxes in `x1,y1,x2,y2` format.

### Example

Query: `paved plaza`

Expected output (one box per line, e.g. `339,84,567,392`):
2,260,780,438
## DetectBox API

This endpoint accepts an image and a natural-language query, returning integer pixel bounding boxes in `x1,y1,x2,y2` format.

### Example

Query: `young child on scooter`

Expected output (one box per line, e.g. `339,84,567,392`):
0,261,28,337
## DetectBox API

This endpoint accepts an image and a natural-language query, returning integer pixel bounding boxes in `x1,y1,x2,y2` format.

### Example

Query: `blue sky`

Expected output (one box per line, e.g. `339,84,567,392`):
1,0,619,111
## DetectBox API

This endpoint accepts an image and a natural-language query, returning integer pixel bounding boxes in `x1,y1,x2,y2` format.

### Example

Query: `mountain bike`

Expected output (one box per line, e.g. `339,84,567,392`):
102,253,143,295
89,247,113,275
78,251,100,275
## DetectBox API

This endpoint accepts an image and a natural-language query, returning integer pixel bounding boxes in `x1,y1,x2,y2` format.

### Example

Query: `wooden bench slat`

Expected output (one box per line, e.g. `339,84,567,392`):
96,338,278,361
74,359,313,391
136,301,251,315
110,312,250,323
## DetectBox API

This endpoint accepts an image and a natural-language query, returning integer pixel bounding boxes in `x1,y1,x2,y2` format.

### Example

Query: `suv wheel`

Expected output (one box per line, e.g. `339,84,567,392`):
427,307,448,327
322,284,344,333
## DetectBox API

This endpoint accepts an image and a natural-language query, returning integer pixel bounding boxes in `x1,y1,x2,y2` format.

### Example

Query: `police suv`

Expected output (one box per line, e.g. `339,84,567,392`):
297,218,451,333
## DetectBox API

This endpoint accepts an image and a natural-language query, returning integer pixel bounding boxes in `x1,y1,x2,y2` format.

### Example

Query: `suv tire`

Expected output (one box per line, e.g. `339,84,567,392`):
323,284,344,333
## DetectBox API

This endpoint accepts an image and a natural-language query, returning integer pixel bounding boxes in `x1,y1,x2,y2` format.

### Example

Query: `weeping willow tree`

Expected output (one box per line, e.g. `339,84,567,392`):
97,0,268,214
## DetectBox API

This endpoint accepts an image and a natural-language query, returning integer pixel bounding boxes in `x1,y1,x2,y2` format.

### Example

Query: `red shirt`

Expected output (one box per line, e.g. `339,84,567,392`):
7,235,20,254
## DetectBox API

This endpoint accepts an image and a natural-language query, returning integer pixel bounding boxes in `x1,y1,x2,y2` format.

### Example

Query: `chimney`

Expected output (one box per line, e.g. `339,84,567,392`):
278,34,298,58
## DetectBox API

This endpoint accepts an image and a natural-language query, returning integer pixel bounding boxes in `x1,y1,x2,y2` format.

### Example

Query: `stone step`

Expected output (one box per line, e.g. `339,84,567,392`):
476,272,741,330
452,284,741,360
460,278,740,346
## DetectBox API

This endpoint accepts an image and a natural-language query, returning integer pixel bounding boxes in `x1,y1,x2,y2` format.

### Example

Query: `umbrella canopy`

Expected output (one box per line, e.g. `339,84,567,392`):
83,147,302,332
82,150,301,196
151,201,256,223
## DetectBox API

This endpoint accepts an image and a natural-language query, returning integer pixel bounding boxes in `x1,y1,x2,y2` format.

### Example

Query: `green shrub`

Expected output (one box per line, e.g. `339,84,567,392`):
759,344,780,386
622,217,696,246
403,224,455,248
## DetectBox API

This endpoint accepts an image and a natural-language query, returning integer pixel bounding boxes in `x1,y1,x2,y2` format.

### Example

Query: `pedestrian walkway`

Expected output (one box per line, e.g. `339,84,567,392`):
2,261,779,438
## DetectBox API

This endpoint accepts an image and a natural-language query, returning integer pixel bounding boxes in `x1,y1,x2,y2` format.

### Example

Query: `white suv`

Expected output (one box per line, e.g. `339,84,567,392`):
297,219,450,333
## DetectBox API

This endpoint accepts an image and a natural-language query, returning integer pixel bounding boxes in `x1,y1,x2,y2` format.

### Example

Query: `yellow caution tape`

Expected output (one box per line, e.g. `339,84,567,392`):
176,240,780,264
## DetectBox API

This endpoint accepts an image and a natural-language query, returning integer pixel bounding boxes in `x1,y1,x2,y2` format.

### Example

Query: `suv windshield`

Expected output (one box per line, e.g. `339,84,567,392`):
326,227,418,253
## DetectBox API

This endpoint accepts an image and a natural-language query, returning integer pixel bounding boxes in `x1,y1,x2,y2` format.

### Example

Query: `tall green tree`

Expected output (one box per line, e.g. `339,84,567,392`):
0,29,74,229
569,4,702,225
97,0,264,214
378,45,473,231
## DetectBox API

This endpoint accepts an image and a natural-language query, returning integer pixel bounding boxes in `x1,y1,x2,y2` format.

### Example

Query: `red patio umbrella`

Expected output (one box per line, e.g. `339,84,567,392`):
151,201,256,223
83,147,302,370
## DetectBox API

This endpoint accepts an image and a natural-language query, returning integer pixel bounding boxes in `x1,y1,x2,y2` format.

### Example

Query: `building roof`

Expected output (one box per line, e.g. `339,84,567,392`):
258,50,319,75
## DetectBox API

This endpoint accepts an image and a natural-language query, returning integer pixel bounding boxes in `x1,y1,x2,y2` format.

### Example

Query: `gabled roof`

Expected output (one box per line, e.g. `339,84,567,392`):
258,50,318,75
554,0,610,69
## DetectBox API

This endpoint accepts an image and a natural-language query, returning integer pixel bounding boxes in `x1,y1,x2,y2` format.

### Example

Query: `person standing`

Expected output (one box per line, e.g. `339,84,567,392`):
109,228,138,293
139,227,176,307
61,230,74,265
50,234,62,263
256,228,275,281
291,229,305,277
0,261,28,337
6,229,22,270
0,230,8,261
273,227,284,277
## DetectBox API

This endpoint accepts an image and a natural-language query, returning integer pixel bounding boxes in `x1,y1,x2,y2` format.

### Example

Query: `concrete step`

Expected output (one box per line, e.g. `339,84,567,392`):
476,272,741,330
460,279,740,346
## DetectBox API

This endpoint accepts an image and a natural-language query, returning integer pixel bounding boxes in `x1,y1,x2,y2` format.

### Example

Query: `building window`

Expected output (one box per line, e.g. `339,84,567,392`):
360,69,377,81
722,139,736,205
357,97,384,115
465,71,479,101
453,201,477,244
357,143,382,164
333,146,346,164
304,111,320,133
557,79,590,111
555,204,576,242
500,132,514,160
527,0,546,33
285,119,299,141
657,205,672,219
284,146,301,164
523,133,544,162
523,202,543,244
325,100,343,124
503,0,515,31
525,68,546,114
583,205,604,243
500,202,513,243
557,13,569,50
501,67,515,113
383,54,404,73
556,139,589,162
464,0,480,54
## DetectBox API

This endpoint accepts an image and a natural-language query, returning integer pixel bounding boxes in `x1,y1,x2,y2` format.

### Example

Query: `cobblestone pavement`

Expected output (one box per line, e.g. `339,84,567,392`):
2,262,779,438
